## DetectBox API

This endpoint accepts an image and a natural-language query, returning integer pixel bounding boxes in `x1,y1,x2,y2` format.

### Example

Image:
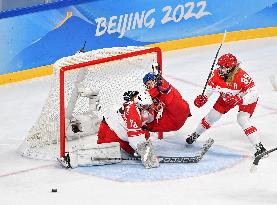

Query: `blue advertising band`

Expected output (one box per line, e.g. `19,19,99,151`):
0,0,96,19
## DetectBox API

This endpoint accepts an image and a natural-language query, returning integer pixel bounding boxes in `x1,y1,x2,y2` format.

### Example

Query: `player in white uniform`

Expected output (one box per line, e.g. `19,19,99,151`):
186,53,267,157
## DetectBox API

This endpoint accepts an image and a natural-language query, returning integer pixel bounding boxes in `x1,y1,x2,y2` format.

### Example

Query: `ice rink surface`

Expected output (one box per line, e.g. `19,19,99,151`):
0,37,277,205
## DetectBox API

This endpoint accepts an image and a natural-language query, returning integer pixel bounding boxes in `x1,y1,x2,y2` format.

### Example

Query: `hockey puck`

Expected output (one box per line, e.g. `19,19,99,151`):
51,188,57,193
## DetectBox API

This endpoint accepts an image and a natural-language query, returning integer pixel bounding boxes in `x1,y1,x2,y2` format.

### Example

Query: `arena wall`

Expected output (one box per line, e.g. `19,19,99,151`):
0,0,276,84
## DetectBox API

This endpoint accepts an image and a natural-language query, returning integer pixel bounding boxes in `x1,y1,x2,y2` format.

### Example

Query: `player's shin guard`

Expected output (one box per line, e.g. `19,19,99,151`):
243,126,267,157
196,117,212,135
197,109,222,135
186,118,211,144
200,117,211,129
237,112,267,157
187,109,221,144
244,126,260,145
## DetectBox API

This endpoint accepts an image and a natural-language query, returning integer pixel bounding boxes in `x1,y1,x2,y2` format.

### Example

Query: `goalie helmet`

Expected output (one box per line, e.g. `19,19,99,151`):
143,72,156,84
217,53,238,78
123,91,139,102
134,91,153,110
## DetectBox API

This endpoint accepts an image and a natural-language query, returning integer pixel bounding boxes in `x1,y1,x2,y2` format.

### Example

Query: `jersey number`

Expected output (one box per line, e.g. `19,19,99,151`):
129,119,138,129
241,74,252,85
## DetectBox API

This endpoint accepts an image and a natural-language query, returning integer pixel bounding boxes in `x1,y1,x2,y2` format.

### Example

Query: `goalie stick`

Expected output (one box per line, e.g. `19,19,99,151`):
200,30,227,102
94,138,214,163
250,147,277,173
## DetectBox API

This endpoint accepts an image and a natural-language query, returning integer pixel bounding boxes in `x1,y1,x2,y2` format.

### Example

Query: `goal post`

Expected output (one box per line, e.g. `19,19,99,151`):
59,47,163,157
18,46,163,160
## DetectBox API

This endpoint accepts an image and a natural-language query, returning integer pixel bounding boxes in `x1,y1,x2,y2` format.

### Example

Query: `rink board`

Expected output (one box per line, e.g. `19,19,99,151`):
75,139,245,182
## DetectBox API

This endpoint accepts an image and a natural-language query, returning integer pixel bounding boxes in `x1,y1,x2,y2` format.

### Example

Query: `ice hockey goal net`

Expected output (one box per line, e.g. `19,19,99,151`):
18,46,162,160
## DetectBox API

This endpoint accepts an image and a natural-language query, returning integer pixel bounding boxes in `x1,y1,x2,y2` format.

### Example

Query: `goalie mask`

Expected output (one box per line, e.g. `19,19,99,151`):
217,53,238,79
134,91,153,110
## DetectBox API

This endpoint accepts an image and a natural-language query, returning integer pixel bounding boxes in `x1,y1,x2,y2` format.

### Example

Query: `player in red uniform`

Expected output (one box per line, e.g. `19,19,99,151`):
186,53,267,157
97,91,159,168
142,63,191,132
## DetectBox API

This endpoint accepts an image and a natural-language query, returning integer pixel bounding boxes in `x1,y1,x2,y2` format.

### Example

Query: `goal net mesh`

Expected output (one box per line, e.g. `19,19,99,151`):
18,46,160,160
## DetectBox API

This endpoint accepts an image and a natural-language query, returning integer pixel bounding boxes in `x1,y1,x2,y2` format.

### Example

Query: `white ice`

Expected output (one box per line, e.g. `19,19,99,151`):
0,37,277,205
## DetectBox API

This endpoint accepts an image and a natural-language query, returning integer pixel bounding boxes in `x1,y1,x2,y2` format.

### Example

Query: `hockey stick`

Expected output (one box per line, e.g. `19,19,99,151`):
200,30,227,102
93,138,214,163
79,41,87,53
57,152,72,169
250,147,277,173
269,74,277,91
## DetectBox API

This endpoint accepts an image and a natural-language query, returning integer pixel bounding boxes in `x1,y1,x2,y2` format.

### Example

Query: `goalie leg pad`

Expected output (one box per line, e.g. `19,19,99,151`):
69,142,122,167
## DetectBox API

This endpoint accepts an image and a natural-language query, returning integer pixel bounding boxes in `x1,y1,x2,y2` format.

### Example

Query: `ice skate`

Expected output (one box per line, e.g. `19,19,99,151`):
186,132,200,144
254,142,268,158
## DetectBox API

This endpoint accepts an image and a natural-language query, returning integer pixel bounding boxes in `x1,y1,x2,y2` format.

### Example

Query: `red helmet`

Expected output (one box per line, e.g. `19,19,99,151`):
217,53,238,68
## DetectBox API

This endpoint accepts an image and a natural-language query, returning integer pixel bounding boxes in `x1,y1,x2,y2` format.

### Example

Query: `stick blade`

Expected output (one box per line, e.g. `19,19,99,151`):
196,138,214,160
250,164,258,173
269,74,277,91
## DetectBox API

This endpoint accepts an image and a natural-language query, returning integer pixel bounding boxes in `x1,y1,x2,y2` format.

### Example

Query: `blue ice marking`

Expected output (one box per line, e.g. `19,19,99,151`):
75,140,245,182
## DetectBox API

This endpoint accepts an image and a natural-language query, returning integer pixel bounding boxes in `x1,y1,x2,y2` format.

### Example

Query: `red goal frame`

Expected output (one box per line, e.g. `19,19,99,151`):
59,47,163,157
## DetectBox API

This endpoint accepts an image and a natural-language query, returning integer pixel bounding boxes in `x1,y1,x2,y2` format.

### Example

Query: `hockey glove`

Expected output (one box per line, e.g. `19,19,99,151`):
225,95,243,108
155,74,163,86
194,95,208,108
136,141,159,169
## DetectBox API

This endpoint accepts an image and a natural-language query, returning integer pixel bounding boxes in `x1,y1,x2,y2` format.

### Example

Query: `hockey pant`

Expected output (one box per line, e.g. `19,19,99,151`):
97,121,135,155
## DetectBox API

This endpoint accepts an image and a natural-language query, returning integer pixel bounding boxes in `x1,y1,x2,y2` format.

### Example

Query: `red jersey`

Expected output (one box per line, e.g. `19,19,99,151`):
147,79,177,107
207,68,256,101
146,78,191,132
